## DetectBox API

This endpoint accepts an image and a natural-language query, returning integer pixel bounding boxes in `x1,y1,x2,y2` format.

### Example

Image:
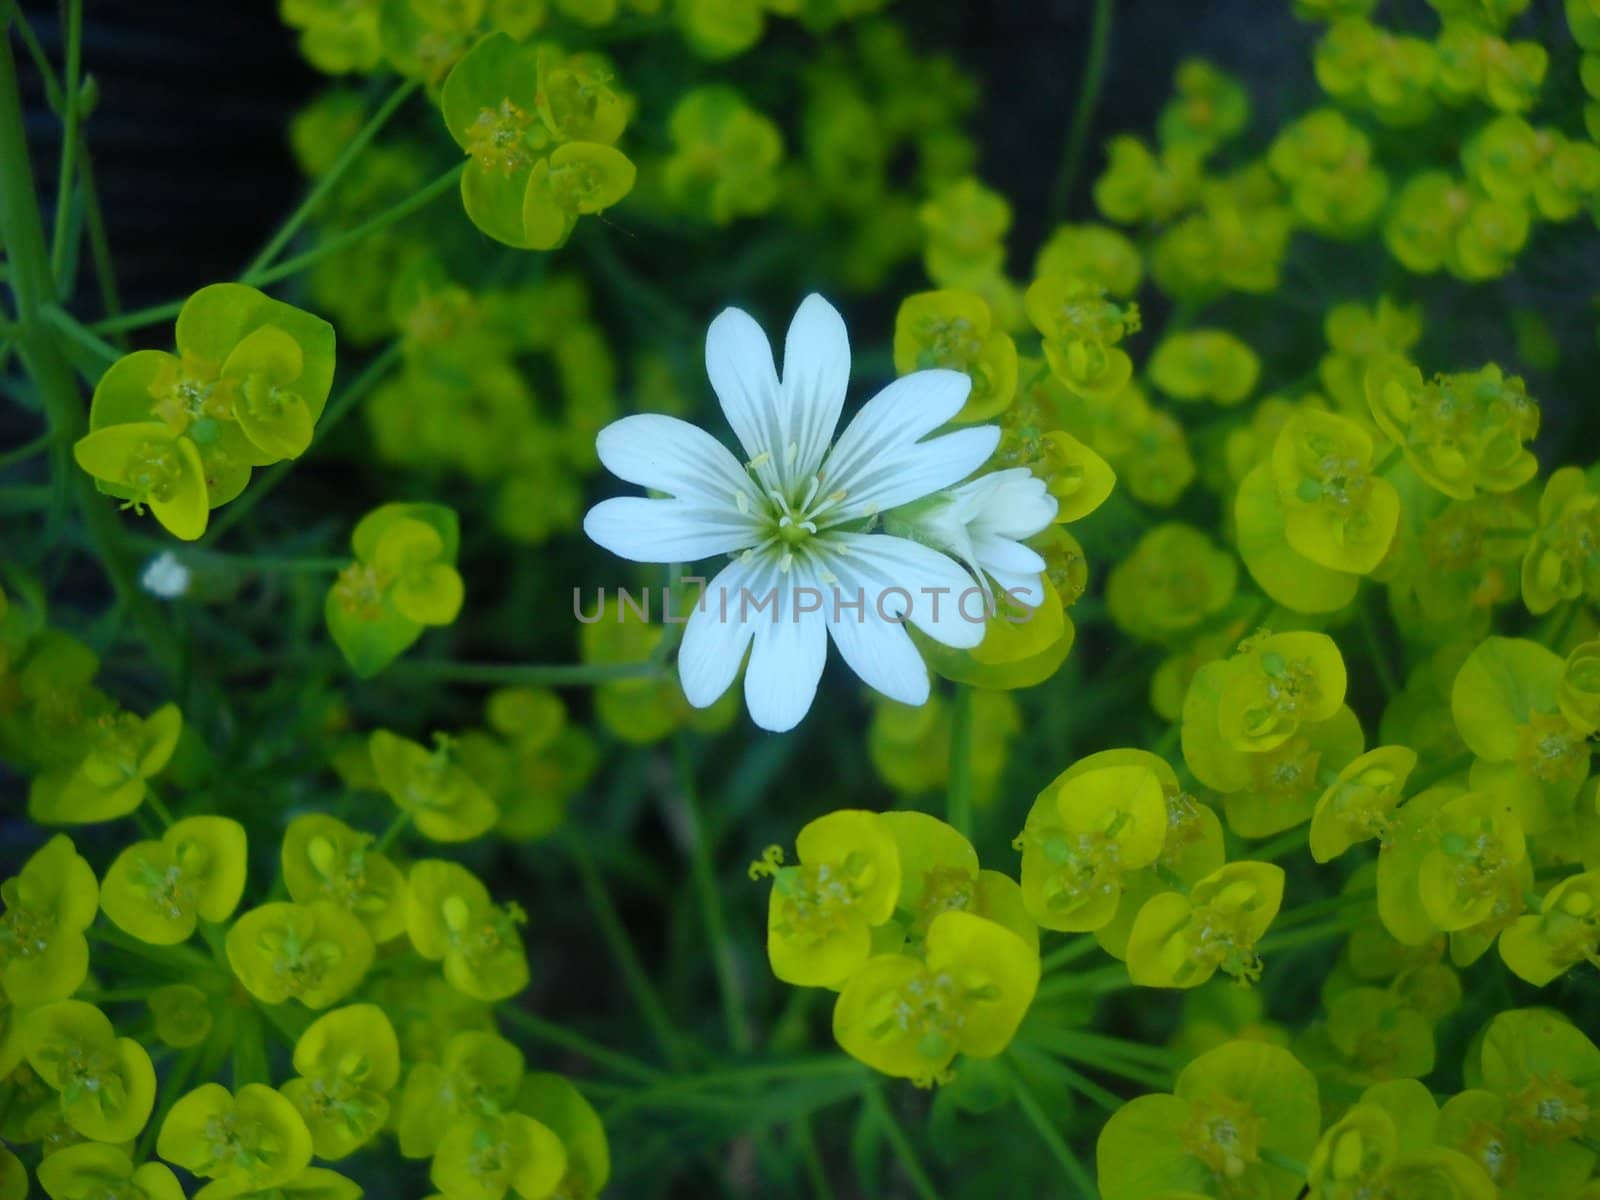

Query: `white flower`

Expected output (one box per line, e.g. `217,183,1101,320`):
583,294,999,732
891,468,1059,608
140,551,191,599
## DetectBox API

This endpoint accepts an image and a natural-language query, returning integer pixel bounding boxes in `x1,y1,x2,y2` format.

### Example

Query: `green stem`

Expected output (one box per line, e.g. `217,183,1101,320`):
1041,934,1102,975
1272,887,1374,931
1260,1147,1309,1179
385,657,664,687
86,925,217,977
564,835,690,1070
0,27,182,679
497,1004,665,1084
144,788,175,829
602,1057,863,1120
676,736,752,1053
1258,919,1350,955
45,303,120,366
947,684,974,839
1358,589,1400,698
1006,1062,1100,1198
137,1044,201,1161
90,165,462,337
374,810,411,854
1546,600,1582,652
796,1115,836,1200
248,163,463,288
242,77,421,277
1050,0,1115,221
1036,960,1133,1000
0,430,53,470
864,1084,942,1200
1252,826,1308,863
9,5,64,113
76,146,124,331
1408,751,1473,793
48,0,83,287
202,339,404,543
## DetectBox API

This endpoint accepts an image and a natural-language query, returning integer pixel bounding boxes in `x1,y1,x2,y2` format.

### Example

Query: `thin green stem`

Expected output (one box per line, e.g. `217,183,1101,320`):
45,303,119,366
144,788,175,829
0,28,182,679
137,1044,201,1161
864,1084,942,1200
947,684,975,838
0,430,53,470
1260,1147,1309,1179
89,165,461,337
76,146,124,330
242,77,421,277
9,5,65,113
386,657,664,687
1252,826,1308,863
1258,919,1350,956
48,0,84,287
676,735,752,1053
796,1115,836,1200
1006,1061,1100,1198
1272,886,1374,931
1408,751,1473,793
1546,600,1582,652
1041,934,1102,974
374,810,410,854
203,339,403,542
247,163,463,289
564,835,690,1070
1359,589,1400,698
497,1005,664,1084
87,295,185,336
1050,0,1115,221
601,1057,863,1120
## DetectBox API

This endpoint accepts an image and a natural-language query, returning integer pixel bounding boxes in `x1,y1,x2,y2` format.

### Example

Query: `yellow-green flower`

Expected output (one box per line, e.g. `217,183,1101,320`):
280,1003,400,1159
0,835,98,1007
1016,762,1167,932
23,1000,156,1142
406,859,530,1001
761,810,901,989
26,703,181,825
157,1082,313,1195
226,901,375,1009
100,815,248,945
1096,1040,1320,1200
832,910,1038,1083
1128,860,1285,987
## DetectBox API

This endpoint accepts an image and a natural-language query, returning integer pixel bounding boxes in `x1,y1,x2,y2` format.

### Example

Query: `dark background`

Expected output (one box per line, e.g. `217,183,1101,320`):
15,0,1326,316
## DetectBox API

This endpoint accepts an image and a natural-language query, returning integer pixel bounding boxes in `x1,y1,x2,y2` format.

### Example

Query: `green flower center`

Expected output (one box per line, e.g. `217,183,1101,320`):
1181,1094,1262,1181
467,98,536,176
773,854,878,943
1509,1073,1591,1145
125,439,189,506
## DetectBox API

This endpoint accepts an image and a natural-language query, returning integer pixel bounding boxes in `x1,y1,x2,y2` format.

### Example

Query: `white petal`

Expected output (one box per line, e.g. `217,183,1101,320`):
990,567,1048,610
820,368,971,498
780,294,850,485
968,469,1059,540
583,497,759,564
825,532,987,649
677,554,764,709
595,414,762,509
743,564,829,732
705,306,782,477
834,425,1000,519
971,534,1046,577
819,552,930,706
